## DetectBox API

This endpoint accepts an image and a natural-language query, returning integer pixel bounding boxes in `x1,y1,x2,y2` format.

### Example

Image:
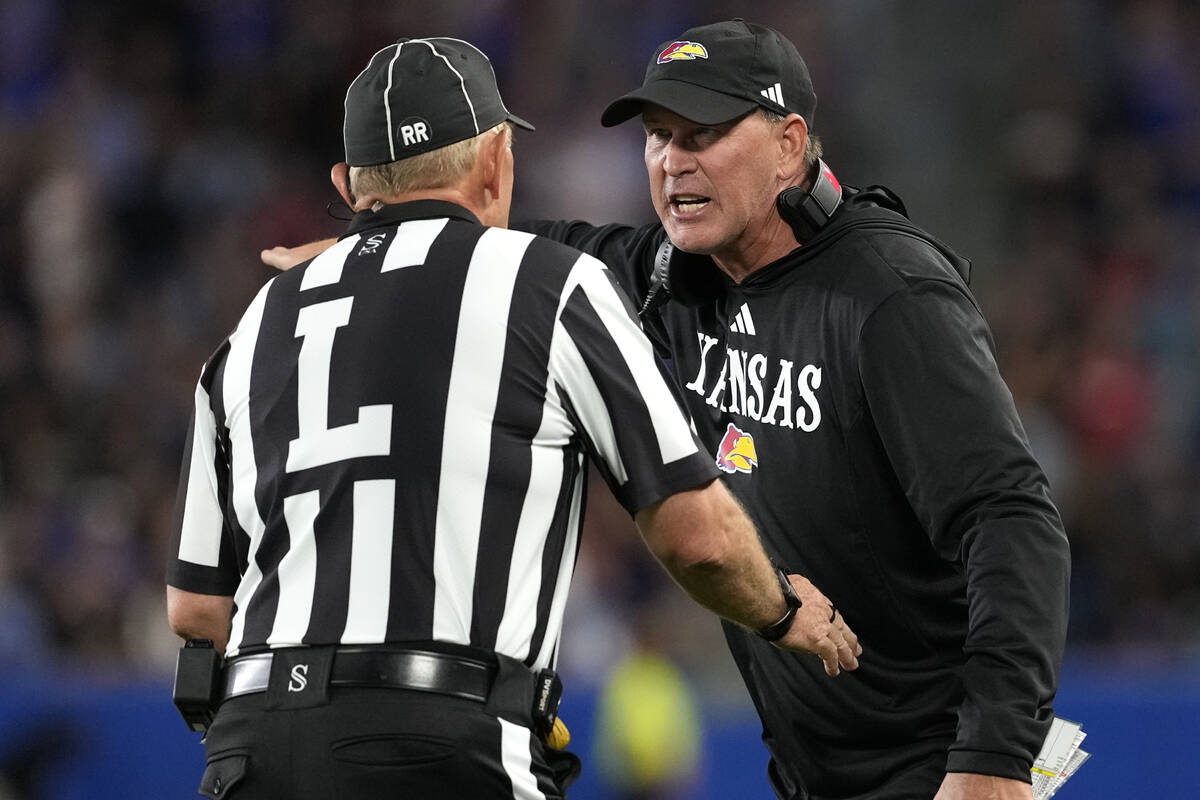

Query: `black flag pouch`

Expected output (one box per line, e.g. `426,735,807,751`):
532,668,580,788
532,668,563,740
172,639,221,732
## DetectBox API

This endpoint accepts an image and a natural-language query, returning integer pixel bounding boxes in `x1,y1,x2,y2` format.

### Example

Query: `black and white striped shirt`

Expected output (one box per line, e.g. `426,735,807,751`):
167,200,717,666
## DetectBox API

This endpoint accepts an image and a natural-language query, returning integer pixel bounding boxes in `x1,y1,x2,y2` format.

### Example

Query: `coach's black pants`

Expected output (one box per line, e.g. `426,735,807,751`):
199,687,566,799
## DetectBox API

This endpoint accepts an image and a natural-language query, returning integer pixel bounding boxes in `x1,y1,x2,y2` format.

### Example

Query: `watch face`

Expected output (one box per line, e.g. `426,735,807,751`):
756,563,804,641
775,565,801,607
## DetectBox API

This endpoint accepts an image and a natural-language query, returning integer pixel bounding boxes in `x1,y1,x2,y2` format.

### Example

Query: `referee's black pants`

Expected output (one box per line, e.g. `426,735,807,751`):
198,687,565,799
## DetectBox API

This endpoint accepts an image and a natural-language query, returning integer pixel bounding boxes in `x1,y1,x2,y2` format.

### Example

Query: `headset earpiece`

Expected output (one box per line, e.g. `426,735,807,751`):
776,158,843,243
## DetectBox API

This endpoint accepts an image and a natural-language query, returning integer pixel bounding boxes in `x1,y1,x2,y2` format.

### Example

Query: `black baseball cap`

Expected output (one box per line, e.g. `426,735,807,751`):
343,37,534,167
601,19,816,127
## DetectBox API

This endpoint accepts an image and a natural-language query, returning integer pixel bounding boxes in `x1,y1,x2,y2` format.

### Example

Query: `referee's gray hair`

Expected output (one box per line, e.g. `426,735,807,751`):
349,122,513,198
760,108,823,170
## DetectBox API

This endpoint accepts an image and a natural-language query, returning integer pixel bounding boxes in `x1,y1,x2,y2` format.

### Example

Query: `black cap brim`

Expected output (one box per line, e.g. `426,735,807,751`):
506,111,535,131
601,79,759,127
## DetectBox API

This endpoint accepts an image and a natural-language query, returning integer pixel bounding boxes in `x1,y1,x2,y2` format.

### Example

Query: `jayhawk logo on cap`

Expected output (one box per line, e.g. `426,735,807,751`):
715,423,758,474
657,41,709,64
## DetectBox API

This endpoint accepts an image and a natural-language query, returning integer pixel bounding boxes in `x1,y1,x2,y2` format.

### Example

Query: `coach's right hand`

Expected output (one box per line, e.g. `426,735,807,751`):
261,238,337,271
259,162,358,271
775,574,861,676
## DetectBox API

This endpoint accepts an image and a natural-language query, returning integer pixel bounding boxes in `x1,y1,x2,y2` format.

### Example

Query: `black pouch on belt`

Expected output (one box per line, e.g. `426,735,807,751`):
173,639,221,732
530,671,580,786
533,670,581,791
485,655,580,791
484,656,564,739
531,668,563,739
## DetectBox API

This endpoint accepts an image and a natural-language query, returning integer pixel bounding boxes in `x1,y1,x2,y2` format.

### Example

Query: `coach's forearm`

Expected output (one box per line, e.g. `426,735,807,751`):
261,238,338,271
635,481,786,630
637,481,862,676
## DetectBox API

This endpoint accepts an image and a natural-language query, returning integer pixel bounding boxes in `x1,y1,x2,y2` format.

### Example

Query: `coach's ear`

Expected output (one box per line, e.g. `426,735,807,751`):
331,162,354,208
776,113,808,182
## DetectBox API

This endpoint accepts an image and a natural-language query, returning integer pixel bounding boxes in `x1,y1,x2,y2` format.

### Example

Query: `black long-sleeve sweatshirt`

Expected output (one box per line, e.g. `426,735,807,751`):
523,184,1070,800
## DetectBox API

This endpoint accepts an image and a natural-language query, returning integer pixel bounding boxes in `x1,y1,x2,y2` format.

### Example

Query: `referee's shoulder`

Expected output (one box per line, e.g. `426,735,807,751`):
491,224,607,275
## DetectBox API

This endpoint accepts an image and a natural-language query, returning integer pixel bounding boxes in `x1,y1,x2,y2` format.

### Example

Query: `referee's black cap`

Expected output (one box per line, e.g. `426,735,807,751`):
601,19,816,128
343,37,534,167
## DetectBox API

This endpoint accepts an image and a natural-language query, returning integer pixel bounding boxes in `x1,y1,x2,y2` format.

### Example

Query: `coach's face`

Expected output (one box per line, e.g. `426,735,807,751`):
642,105,793,275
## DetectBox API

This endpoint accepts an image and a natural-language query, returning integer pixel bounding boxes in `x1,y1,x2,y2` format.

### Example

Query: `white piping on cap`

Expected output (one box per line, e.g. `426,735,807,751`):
383,42,406,160
414,37,480,135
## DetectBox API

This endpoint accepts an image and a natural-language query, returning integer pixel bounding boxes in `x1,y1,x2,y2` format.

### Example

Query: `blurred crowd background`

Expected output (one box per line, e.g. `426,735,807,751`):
1,0,1198,797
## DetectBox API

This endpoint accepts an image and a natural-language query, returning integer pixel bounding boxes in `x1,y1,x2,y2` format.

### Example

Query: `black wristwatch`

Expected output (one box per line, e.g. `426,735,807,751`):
756,563,803,642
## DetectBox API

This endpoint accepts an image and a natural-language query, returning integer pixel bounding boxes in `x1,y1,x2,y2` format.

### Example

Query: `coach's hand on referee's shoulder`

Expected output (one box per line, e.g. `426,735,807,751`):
260,162,364,271
775,573,862,677
262,238,337,271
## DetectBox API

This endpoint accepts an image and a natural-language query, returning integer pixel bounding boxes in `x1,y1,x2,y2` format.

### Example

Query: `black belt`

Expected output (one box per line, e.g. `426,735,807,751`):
222,647,497,703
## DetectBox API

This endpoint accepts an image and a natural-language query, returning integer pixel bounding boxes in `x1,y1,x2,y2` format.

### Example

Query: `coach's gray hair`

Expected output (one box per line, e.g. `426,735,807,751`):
760,108,823,171
349,122,513,199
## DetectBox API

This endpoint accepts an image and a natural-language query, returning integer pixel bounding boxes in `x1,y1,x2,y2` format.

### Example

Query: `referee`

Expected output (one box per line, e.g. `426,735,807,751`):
166,36,859,800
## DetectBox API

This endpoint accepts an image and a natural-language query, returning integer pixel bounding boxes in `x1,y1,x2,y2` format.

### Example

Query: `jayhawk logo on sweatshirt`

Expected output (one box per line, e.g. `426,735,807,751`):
716,423,758,474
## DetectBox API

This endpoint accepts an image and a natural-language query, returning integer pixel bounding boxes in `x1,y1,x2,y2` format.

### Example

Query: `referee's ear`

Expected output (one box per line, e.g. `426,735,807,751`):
477,129,514,228
330,162,355,209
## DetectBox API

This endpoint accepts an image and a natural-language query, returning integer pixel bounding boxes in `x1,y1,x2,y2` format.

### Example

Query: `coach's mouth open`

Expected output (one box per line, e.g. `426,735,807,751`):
671,194,711,214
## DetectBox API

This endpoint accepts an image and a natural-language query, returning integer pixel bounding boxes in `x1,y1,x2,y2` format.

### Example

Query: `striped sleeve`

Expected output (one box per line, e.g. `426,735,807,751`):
551,253,718,513
166,350,240,595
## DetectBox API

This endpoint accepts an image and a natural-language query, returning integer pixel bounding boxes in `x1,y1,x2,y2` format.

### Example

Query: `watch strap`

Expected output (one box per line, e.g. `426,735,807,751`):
757,564,803,642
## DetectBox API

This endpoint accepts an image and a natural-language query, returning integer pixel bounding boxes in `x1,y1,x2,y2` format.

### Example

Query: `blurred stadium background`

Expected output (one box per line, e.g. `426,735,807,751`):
1,1,1198,797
